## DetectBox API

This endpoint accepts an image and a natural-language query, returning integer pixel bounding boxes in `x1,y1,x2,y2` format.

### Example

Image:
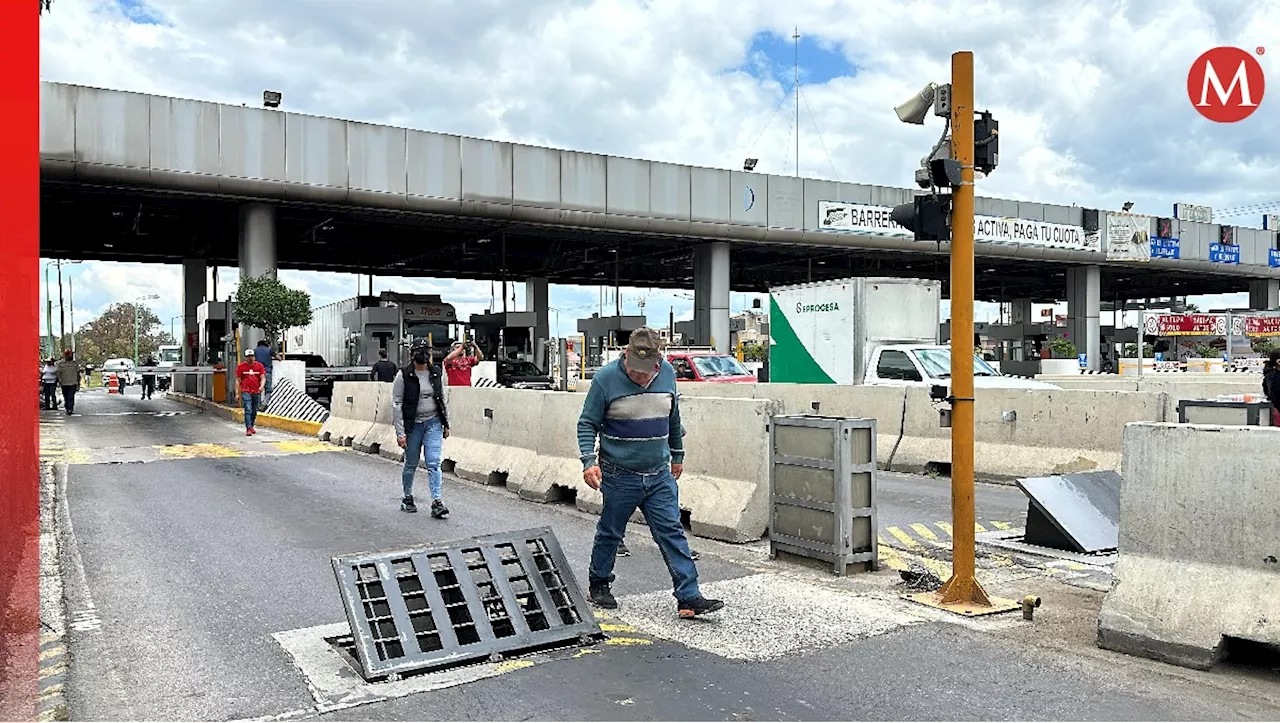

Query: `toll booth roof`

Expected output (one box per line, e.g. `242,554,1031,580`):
577,314,647,337
470,311,538,329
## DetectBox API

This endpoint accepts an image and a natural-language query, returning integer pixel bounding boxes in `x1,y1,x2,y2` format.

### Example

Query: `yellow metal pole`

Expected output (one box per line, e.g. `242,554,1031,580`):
936,50,992,609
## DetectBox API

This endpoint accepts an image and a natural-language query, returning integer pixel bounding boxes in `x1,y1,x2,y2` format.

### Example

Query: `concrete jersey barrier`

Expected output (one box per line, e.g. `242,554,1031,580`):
443,387,780,542
1097,423,1280,669
673,382,1167,479
319,383,780,543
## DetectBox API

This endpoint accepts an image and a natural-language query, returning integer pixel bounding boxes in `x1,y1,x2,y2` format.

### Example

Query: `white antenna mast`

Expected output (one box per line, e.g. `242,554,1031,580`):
793,26,800,178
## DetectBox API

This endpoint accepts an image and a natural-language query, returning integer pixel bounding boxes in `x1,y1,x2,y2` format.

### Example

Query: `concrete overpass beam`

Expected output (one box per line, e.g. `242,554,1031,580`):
181,259,206,365
1249,279,1278,311
525,277,550,370
1066,266,1101,371
693,242,730,353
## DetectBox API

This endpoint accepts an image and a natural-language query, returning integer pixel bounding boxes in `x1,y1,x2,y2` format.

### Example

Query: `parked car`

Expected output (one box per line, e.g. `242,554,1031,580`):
101,358,135,387
496,360,554,390
667,352,757,383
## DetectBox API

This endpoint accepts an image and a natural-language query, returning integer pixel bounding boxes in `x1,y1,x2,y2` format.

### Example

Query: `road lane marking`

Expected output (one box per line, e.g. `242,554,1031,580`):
974,522,988,533
935,522,954,537
155,443,243,459
268,440,344,455
886,526,921,549
990,520,1012,530
909,523,944,546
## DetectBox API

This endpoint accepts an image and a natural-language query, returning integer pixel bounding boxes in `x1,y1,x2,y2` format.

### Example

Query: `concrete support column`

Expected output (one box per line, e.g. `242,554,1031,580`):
525,277,550,370
1009,298,1032,361
1065,266,1101,371
237,203,278,353
1249,279,1279,310
693,243,730,353
181,258,207,365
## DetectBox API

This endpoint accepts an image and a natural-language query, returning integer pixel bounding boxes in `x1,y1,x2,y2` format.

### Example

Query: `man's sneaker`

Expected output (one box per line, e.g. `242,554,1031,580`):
400,495,417,513
248,428,256,435
588,584,617,609
245,429,253,436
677,596,724,619
431,499,449,519
616,541,631,557
690,549,700,561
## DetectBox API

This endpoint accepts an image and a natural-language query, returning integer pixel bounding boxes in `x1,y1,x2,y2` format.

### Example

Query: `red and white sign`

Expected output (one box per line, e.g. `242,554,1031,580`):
1144,313,1227,337
1187,46,1266,123
1235,315,1280,337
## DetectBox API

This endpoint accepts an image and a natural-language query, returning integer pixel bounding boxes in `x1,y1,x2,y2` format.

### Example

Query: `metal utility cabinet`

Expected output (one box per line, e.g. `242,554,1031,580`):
770,415,878,575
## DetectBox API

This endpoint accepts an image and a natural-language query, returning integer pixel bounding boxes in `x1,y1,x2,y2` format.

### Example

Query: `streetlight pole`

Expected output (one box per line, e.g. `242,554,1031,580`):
134,294,159,366
57,260,66,349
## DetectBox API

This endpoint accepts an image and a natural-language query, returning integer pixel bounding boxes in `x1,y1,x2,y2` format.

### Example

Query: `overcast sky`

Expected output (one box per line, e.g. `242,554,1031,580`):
37,0,1279,342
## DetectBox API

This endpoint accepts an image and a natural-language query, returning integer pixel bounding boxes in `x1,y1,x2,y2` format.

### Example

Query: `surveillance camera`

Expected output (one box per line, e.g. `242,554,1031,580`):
895,82,938,125
914,166,933,189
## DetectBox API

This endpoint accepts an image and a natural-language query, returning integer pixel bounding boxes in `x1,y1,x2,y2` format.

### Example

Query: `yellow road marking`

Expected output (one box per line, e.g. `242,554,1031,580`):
571,648,600,659
154,443,242,459
935,522,954,537
598,623,638,633
974,522,987,533
38,646,64,663
39,685,63,701
493,660,534,673
877,535,893,548
990,520,1012,530
886,526,920,549
910,523,942,545
268,440,342,455
603,637,652,646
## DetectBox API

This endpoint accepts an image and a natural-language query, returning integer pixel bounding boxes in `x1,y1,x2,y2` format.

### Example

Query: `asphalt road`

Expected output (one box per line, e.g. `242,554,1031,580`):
43,391,1280,721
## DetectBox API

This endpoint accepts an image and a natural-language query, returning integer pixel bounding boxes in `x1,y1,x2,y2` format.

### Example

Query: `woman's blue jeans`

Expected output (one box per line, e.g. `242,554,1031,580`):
402,416,443,500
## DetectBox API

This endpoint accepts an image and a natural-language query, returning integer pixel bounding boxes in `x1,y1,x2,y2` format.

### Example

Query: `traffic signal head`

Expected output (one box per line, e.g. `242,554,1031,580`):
892,195,952,242
974,111,999,174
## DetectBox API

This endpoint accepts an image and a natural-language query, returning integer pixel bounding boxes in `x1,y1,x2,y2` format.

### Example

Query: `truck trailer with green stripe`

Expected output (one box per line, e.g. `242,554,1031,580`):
767,277,1058,390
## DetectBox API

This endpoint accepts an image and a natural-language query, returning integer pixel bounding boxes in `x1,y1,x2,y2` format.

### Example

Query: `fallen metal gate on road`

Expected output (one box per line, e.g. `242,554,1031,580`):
1015,471,1121,554
331,527,602,681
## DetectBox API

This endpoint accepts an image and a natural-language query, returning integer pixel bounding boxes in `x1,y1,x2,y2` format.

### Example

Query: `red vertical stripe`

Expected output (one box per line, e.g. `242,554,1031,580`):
0,1,41,720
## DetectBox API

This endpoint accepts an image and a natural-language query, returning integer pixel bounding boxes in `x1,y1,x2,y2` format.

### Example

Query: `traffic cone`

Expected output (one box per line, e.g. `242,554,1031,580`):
107,374,119,394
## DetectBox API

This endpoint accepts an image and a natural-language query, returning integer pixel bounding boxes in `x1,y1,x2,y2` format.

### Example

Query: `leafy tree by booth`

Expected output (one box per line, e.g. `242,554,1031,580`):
72,303,175,366
1251,337,1276,356
1047,336,1077,359
233,274,313,348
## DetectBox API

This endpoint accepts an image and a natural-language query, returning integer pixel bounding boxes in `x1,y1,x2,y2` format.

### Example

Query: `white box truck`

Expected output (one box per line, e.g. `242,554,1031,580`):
768,277,1057,389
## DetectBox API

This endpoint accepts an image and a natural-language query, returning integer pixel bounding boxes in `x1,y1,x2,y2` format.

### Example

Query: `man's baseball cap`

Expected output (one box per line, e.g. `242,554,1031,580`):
244,348,255,357
623,327,663,374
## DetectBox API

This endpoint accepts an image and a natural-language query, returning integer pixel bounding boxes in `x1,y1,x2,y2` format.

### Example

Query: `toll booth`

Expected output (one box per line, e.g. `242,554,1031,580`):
341,306,400,366
470,311,538,363
578,314,647,368
196,301,234,367
975,322,1056,376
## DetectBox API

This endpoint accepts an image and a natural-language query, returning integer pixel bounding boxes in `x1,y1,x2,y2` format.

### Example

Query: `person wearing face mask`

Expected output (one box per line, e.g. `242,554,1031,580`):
392,341,452,517
576,327,723,620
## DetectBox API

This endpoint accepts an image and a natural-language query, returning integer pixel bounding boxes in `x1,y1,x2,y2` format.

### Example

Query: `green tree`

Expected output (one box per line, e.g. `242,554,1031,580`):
233,274,313,347
1048,336,1077,358
1251,337,1276,356
72,303,174,366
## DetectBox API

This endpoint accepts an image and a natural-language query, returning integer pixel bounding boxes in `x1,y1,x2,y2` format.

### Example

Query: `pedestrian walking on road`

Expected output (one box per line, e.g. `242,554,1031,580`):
254,339,277,408
41,357,59,410
236,348,266,436
140,355,157,400
393,341,452,517
371,349,398,383
1262,350,1280,426
55,350,80,415
577,327,723,619
444,341,483,386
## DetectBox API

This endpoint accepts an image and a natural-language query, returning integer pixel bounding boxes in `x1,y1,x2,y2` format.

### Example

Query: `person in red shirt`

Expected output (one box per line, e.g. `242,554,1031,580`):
444,341,483,386
236,348,266,436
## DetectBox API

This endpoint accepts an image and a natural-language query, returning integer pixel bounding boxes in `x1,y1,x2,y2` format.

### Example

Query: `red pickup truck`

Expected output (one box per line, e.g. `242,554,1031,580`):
666,352,757,383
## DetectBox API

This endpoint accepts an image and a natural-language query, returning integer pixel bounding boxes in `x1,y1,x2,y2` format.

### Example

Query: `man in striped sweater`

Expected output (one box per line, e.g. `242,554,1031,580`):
577,328,724,619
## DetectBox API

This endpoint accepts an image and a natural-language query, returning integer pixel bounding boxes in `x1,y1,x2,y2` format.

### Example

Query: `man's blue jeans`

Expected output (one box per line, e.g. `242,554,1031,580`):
589,461,700,602
241,392,261,429
403,416,443,500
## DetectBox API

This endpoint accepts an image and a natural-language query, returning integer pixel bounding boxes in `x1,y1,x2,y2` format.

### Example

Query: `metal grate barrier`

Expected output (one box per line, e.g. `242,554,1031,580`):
332,527,602,680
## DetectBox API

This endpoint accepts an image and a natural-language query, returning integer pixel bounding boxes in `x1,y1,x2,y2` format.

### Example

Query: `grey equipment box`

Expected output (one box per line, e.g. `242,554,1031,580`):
1176,399,1273,426
769,415,878,576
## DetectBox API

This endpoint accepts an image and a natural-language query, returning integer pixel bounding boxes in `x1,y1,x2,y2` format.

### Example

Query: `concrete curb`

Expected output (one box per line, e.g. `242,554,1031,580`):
166,392,324,437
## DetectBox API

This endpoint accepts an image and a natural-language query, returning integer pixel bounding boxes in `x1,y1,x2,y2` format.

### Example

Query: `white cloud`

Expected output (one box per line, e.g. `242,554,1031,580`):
37,0,1279,336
